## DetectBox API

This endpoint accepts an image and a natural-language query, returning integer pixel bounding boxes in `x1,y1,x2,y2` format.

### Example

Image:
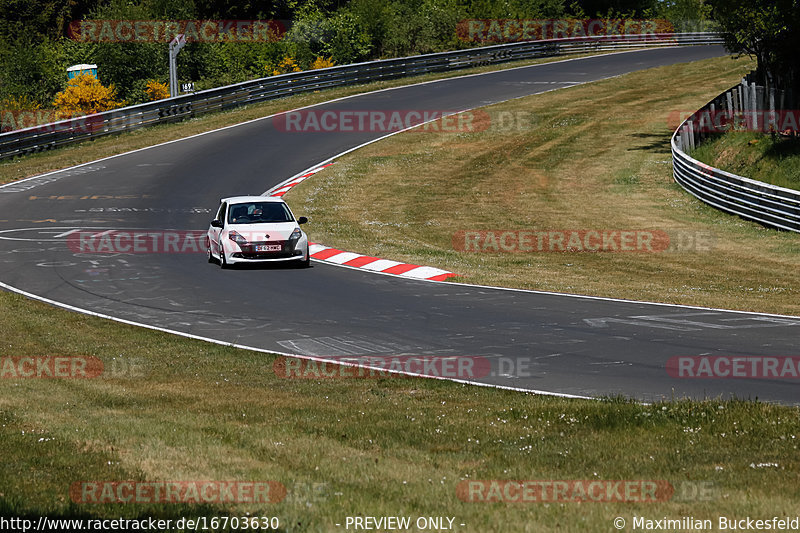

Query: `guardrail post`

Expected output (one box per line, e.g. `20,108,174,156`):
705,103,715,141
747,83,752,113
726,90,733,117
687,120,695,152
680,126,688,152
768,88,776,132
740,83,749,130
736,85,750,114
750,82,759,131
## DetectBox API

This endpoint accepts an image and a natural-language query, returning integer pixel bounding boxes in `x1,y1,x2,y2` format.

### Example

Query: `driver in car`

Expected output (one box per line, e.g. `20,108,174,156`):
230,205,249,223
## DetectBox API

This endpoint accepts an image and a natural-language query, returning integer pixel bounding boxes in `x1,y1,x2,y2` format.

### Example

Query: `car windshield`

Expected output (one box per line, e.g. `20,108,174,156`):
227,202,294,224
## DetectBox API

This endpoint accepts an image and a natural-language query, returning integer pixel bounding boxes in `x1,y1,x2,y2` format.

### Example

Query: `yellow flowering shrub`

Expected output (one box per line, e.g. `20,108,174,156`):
52,74,123,115
145,79,170,101
267,56,302,76
0,95,41,110
311,56,335,70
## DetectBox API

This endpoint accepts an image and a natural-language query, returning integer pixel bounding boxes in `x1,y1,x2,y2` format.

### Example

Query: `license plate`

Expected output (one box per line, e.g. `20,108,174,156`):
255,244,281,252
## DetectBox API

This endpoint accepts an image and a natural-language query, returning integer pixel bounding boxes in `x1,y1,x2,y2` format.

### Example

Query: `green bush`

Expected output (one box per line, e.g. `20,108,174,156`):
0,35,67,105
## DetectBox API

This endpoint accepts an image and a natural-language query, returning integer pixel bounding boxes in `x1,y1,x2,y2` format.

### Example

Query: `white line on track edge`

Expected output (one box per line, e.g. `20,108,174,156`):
0,278,594,401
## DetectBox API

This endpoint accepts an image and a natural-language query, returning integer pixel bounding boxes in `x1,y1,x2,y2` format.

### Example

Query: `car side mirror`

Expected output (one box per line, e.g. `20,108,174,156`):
297,216,308,225
211,219,223,228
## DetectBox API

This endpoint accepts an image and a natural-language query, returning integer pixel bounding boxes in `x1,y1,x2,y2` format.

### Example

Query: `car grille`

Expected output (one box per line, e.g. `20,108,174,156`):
235,240,298,259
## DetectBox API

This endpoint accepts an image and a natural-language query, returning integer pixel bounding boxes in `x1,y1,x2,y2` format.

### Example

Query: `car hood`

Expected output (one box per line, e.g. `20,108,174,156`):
225,222,299,242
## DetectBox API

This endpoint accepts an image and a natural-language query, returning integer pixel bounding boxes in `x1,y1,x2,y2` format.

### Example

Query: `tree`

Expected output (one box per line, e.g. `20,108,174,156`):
648,0,714,33
707,0,800,94
72,0,167,104
0,35,67,105
321,10,372,63
0,0,102,40
569,0,656,17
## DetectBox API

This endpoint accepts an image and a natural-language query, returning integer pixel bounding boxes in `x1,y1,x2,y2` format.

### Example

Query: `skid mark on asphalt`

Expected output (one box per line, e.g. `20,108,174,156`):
0,164,107,193
277,335,433,356
584,312,800,331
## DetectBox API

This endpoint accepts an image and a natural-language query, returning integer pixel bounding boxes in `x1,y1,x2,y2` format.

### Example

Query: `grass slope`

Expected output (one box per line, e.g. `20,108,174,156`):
692,131,800,192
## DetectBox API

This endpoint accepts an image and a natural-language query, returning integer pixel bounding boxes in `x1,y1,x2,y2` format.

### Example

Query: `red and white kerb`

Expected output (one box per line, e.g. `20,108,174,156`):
270,163,458,282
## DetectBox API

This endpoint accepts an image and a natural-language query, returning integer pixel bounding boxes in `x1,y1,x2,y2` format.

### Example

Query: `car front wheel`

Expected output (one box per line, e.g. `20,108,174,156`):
207,239,215,264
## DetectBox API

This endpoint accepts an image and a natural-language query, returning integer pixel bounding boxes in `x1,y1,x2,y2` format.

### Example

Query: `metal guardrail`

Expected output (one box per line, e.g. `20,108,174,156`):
672,83,800,233
0,32,722,161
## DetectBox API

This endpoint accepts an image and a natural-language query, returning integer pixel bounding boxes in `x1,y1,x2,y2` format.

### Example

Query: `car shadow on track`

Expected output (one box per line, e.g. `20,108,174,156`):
215,261,312,271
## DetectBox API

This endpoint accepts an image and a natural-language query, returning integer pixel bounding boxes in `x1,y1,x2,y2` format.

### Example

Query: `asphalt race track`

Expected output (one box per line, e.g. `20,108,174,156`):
2,45,798,403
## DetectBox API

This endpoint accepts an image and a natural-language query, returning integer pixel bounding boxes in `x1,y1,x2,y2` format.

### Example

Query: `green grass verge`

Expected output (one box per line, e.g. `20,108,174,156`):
692,131,800,191
287,55,800,316
1,290,799,531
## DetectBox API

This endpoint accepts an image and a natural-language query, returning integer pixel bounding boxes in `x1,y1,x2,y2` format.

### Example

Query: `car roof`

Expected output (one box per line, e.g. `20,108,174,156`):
220,196,286,204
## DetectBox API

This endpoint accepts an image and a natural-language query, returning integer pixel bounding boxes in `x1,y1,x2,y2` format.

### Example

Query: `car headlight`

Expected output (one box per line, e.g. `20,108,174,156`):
228,230,248,246
288,227,303,249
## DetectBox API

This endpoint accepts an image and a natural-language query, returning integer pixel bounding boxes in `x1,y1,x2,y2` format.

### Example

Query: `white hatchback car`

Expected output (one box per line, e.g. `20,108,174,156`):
207,196,310,268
